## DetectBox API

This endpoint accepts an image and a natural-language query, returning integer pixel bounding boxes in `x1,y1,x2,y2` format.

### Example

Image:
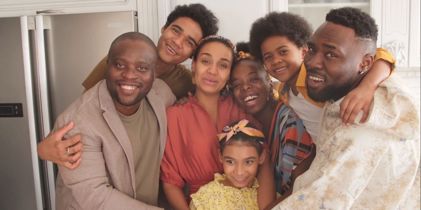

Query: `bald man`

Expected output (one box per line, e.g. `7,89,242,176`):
54,32,175,210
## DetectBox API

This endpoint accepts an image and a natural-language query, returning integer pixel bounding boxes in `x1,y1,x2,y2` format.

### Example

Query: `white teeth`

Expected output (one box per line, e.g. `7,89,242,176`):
309,75,324,82
120,85,136,90
274,67,287,72
167,45,176,55
244,95,257,102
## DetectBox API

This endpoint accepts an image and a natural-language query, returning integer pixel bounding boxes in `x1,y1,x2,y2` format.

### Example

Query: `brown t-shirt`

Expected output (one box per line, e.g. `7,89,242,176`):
119,99,160,205
82,57,194,99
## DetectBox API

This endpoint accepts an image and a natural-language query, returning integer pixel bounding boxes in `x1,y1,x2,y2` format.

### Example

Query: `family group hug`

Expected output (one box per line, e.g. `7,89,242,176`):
36,3,420,210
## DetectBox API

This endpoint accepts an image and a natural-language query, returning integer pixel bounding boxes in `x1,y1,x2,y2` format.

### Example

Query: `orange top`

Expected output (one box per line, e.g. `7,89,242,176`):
160,96,251,197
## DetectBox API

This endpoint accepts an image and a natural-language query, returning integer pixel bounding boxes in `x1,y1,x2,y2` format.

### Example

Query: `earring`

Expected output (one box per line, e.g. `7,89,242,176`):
358,67,368,75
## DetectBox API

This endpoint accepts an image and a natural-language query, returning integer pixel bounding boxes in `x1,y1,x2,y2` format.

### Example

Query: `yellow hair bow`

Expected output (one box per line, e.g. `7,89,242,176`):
217,119,264,142
237,51,253,60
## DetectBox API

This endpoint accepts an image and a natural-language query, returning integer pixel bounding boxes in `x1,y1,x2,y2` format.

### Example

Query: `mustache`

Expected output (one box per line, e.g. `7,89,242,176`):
306,67,325,77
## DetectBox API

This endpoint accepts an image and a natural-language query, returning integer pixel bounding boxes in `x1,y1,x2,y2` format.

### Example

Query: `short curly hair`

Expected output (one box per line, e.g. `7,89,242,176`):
326,7,378,41
164,3,219,38
249,12,312,62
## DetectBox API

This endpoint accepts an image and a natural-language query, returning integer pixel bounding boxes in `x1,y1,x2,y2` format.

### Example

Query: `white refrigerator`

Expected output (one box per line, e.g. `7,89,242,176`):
0,11,137,210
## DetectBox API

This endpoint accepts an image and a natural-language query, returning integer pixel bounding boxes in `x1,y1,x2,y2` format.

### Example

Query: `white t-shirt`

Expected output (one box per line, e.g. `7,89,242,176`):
288,89,323,141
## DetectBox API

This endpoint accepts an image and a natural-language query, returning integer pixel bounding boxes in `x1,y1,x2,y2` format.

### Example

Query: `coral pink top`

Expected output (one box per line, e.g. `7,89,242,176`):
160,96,250,196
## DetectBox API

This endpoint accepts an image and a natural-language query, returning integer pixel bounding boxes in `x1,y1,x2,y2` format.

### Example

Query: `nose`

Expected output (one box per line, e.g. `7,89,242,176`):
173,35,183,49
234,164,245,176
304,51,322,70
271,53,283,66
241,82,251,91
121,66,137,79
207,64,218,75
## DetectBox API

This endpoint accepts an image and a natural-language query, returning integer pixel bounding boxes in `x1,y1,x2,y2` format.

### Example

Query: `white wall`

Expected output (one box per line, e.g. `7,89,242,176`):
163,0,270,43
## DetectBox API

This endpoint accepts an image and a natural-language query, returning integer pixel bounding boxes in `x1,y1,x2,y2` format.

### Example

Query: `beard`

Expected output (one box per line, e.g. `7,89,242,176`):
308,81,355,102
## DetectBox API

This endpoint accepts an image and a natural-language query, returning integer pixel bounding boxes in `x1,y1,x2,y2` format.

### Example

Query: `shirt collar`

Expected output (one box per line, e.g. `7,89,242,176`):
296,64,307,88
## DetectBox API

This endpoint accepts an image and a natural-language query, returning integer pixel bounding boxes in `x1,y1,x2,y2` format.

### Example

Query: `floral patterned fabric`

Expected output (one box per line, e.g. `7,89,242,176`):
272,75,420,209
190,173,259,210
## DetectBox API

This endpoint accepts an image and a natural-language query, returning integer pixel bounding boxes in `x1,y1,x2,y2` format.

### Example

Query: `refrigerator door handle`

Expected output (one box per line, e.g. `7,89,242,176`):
34,14,56,210
34,15,52,137
20,15,44,210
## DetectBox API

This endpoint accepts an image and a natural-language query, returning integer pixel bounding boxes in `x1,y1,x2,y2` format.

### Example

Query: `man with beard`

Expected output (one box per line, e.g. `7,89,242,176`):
54,32,175,209
271,7,419,209
37,3,219,169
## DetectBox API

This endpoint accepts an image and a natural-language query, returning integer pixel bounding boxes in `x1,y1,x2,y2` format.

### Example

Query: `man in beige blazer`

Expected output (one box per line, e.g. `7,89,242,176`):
54,32,175,209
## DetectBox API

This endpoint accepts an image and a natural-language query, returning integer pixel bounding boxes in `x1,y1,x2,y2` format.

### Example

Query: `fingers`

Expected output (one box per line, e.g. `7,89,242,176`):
65,139,83,156
340,99,357,124
359,104,371,123
61,158,82,170
52,121,75,139
68,151,82,163
340,98,350,120
54,132,82,160
63,134,82,150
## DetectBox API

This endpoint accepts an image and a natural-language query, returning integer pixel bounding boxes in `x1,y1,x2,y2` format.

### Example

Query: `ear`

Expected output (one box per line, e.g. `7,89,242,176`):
258,150,266,165
300,46,309,60
359,53,375,74
161,26,166,34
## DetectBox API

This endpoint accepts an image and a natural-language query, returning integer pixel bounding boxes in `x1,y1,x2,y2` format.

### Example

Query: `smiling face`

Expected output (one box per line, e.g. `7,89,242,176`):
305,22,369,102
192,41,233,96
260,36,306,84
106,39,157,115
220,141,264,189
157,17,203,65
231,60,271,115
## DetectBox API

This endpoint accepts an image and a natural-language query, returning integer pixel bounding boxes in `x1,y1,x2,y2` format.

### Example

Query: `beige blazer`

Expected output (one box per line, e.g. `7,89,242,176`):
55,79,175,210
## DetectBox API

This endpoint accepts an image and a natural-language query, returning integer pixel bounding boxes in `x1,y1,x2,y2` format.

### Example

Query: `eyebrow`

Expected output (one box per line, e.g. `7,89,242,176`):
262,45,287,56
200,52,232,63
172,24,198,47
223,155,257,160
322,43,337,50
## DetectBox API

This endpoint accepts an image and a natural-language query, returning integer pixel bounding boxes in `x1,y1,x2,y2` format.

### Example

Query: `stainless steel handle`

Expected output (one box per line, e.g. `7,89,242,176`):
33,15,56,210
20,16,44,210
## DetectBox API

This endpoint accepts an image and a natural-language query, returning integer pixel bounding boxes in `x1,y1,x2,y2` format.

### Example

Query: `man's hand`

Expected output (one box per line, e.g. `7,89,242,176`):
340,84,375,124
37,121,83,169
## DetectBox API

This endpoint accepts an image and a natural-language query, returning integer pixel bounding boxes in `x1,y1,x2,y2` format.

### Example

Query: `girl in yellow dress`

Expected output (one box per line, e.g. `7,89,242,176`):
190,119,266,210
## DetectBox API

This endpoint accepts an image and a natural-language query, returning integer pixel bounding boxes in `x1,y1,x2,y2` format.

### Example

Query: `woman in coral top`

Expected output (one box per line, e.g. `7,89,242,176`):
160,35,275,210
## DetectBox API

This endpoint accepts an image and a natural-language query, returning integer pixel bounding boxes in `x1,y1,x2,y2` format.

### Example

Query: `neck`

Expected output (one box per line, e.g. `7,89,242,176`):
155,58,176,77
195,90,220,124
115,103,140,116
254,98,278,137
286,66,301,95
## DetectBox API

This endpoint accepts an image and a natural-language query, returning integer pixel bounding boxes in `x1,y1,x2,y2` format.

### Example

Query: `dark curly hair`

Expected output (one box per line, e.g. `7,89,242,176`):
232,42,254,68
249,12,312,62
164,3,219,38
326,7,377,42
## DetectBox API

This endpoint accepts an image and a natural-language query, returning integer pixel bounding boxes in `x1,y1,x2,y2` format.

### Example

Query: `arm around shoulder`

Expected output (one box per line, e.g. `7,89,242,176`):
54,116,161,210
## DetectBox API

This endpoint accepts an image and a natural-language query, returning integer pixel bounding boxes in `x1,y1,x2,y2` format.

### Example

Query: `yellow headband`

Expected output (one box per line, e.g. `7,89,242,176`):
217,119,264,143
236,51,254,60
